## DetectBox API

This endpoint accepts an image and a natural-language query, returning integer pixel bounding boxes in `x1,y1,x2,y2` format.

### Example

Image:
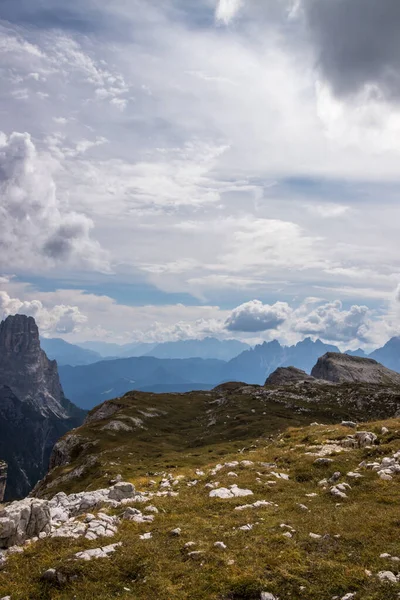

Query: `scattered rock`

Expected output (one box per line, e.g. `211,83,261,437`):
235,500,274,511
214,541,227,550
377,570,398,583
209,485,253,499
74,542,122,561
328,472,341,484
238,524,254,531
122,507,153,524
42,568,68,585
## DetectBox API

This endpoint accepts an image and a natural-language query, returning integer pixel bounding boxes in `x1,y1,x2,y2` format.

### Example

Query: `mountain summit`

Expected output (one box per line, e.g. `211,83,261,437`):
311,352,400,385
0,314,84,499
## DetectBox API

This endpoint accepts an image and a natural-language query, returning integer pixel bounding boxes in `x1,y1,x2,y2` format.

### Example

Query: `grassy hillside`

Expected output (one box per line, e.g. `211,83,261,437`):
2,382,400,599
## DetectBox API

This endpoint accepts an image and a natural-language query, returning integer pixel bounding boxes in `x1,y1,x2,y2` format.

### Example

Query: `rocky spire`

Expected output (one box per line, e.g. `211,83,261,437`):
0,315,85,500
0,314,66,417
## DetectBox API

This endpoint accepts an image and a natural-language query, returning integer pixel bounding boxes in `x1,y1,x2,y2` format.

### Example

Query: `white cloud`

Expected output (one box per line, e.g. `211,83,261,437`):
0,291,87,334
304,203,350,218
225,300,291,332
293,300,371,343
2,1,400,336
215,0,243,24
0,132,110,272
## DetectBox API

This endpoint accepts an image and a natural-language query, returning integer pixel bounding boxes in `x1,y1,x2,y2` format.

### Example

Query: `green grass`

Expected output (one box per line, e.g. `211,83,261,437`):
2,387,400,599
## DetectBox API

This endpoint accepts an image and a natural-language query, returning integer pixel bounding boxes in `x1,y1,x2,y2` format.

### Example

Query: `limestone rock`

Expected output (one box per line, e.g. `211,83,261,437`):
265,366,316,386
0,498,51,548
74,542,122,561
209,485,253,499
311,352,400,385
377,570,398,583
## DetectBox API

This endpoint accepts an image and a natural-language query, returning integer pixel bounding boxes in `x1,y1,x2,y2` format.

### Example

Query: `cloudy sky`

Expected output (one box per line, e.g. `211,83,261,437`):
1,0,400,349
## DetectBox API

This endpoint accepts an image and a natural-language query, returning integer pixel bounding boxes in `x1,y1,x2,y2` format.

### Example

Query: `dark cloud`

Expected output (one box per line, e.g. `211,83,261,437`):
304,0,400,100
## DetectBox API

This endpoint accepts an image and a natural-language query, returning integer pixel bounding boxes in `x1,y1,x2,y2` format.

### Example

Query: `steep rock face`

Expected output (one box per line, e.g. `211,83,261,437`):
0,461,7,502
0,315,85,500
0,315,67,417
311,353,400,385
265,367,316,386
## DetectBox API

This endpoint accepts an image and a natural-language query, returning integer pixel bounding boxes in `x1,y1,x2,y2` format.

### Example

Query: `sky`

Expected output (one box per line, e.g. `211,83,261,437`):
1,0,400,349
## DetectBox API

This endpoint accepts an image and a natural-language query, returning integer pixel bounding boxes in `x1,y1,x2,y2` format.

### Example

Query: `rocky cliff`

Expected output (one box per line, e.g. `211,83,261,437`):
0,315,69,417
311,352,400,385
0,315,85,500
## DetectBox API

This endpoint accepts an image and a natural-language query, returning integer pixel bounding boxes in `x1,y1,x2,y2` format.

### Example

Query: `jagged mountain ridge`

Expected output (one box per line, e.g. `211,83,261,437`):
58,338,340,408
0,315,85,500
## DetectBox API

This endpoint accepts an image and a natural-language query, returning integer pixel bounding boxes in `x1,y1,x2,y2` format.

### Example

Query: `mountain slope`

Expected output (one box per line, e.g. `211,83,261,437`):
369,336,400,372
34,376,400,498
40,338,102,366
0,315,85,499
3,381,400,599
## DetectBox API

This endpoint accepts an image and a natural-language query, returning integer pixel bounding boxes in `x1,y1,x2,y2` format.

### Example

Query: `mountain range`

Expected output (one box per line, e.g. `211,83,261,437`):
56,336,400,409
42,336,250,366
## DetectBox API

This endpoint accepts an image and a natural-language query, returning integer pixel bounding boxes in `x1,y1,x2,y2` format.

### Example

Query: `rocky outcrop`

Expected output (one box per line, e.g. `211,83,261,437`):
49,434,91,470
0,498,51,548
311,352,400,385
264,366,316,386
0,463,6,503
0,315,85,500
0,482,138,550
